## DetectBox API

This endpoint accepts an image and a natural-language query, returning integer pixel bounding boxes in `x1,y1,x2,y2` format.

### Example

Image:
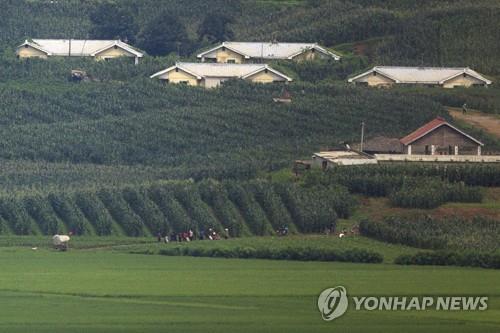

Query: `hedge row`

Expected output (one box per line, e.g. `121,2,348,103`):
389,180,483,209
159,245,383,263
359,215,500,252
0,180,354,237
315,164,500,188
304,166,489,209
395,251,500,269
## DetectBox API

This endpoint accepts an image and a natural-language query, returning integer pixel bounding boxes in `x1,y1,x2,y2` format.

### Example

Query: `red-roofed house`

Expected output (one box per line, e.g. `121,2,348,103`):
400,117,483,156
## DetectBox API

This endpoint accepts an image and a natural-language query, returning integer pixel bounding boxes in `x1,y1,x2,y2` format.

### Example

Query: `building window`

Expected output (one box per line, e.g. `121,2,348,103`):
178,81,188,85
264,69,268,73
25,44,29,48
175,68,179,72
222,46,226,51
373,71,377,76
425,145,430,155
227,59,236,64
114,45,118,49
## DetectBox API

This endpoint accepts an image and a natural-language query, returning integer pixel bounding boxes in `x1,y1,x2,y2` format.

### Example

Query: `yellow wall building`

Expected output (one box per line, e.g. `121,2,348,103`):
197,42,340,63
150,62,292,88
16,39,144,64
348,66,492,88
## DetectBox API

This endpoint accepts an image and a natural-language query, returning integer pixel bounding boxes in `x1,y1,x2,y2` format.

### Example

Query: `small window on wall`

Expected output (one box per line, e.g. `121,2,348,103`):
179,81,189,85
227,59,236,64
114,45,118,49
373,71,377,76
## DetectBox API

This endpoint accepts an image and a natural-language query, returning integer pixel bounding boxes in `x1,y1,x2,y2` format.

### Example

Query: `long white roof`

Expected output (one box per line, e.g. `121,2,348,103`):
348,66,492,84
150,62,292,81
197,42,340,60
19,39,143,57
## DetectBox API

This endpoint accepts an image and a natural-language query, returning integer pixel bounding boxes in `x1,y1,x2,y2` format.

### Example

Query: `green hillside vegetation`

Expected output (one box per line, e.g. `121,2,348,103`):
0,0,497,242
0,180,355,237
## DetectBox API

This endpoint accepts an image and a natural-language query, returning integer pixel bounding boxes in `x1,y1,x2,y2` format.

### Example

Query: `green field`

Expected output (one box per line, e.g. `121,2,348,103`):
0,245,499,332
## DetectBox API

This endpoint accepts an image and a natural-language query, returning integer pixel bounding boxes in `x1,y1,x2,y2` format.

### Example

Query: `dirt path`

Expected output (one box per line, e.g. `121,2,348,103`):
448,107,500,139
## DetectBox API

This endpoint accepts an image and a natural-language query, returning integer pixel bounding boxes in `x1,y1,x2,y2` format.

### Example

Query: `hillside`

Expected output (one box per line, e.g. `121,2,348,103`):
0,0,498,237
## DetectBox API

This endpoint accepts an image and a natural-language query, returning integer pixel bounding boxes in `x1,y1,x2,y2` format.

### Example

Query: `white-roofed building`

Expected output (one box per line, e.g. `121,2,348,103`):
16,39,144,64
312,150,378,169
150,62,292,88
197,41,340,63
348,66,492,88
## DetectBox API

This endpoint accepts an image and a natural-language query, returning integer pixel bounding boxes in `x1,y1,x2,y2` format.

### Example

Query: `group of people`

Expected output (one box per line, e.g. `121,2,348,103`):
157,227,230,243
276,224,289,236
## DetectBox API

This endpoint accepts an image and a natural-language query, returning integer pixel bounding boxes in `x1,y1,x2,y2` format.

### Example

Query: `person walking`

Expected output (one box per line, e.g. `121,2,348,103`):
462,103,468,115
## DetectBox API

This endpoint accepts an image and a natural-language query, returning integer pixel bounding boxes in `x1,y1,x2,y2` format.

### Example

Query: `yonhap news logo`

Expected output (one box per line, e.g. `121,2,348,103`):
318,286,488,321
317,286,349,321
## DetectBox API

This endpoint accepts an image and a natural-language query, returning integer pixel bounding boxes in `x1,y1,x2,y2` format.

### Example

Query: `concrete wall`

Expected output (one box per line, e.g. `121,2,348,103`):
17,45,48,58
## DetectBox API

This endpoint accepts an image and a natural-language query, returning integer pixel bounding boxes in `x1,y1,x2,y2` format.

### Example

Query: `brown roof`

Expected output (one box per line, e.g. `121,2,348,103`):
355,136,402,153
400,117,484,146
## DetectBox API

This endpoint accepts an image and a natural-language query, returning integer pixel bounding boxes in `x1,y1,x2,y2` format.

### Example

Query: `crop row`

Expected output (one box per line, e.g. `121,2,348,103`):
359,214,500,252
0,180,354,237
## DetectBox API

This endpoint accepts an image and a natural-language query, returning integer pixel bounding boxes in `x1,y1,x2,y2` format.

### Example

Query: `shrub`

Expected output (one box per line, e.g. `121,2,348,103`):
159,245,383,263
360,215,500,252
395,251,500,269
98,189,145,237
74,191,115,236
122,187,169,235
49,193,94,235
24,195,65,235
198,179,251,237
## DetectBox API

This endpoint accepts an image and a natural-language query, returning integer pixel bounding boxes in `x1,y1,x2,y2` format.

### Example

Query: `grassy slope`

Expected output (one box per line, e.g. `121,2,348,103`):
0,249,498,332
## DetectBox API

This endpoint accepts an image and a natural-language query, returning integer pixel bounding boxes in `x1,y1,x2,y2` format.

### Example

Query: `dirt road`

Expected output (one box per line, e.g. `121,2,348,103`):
448,107,500,139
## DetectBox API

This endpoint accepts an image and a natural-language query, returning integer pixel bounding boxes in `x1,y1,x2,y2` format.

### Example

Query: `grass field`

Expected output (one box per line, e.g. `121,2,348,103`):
0,239,499,332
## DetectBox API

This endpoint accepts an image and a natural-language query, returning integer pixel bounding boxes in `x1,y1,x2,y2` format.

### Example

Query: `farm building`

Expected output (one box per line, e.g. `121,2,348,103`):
16,39,144,64
312,150,378,169
347,66,492,88
399,117,483,156
150,62,292,88
197,42,340,63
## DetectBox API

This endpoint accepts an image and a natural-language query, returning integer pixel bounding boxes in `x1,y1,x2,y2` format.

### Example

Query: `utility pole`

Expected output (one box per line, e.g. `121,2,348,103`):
360,121,365,152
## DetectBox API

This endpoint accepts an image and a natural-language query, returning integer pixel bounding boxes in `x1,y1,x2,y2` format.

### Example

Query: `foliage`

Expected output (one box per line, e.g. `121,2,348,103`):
395,251,500,269
359,214,500,252
159,244,383,263
89,1,138,43
197,12,234,43
0,179,355,237
137,12,189,56
389,180,483,209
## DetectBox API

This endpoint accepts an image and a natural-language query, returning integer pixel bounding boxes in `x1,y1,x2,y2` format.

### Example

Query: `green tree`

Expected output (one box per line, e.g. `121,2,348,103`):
197,13,233,42
90,2,138,43
138,12,189,56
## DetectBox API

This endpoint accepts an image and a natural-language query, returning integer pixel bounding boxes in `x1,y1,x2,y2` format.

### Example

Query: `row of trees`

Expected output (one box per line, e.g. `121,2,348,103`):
0,180,353,237
90,1,235,56
360,214,499,252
